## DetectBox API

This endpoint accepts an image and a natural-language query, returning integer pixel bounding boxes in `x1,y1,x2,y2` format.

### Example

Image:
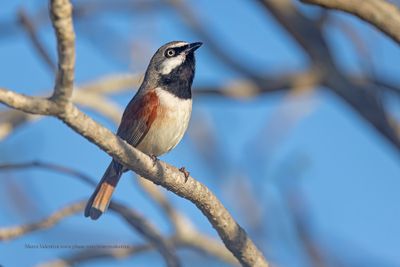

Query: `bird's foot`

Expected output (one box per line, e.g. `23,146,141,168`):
179,167,190,182
150,154,159,167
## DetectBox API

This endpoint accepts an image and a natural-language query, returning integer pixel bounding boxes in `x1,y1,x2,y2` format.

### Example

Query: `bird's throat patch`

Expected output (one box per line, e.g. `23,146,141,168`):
160,55,185,75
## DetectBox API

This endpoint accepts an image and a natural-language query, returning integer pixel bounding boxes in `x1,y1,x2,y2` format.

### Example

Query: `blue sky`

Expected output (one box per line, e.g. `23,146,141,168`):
1,1,400,266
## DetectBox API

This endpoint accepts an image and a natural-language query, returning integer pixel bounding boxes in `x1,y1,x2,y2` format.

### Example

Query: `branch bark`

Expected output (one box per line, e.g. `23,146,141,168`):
50,0,75,103
301,0,400,45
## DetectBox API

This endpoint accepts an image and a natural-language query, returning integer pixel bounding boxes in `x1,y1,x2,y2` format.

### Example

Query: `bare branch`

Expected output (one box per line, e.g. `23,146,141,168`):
0,88,59,115
301,0,400,45
18,8,56,72
137,177,186,233
370,78,400,98
72,90,122,124
0,110,39,140
0,201,85,241
108,202,180,267
0,161,96,186
40,235,238,267
38,245,151,267
177,231,239,265
49,0,75,103
256,0,334,65
137,177,238,265
0,89,121,140
78,73,142,95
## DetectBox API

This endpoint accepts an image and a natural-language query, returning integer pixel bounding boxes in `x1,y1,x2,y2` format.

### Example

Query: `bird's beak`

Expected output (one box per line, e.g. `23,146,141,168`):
185,42,203,54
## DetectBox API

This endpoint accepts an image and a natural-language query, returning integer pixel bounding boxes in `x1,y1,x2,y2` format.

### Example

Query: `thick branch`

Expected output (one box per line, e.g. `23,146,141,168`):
301,0,400,45
0,88,59,115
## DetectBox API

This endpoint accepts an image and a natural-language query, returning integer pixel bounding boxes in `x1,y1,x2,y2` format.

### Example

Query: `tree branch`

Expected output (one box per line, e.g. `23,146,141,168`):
108,202,180,267
50,0,75,103
0,161,96,186
301,0,400,45
18,8,56,72
0,201,85,241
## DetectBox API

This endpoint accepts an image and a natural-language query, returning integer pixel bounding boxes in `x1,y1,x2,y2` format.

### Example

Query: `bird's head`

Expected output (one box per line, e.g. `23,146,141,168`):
145,41,202,81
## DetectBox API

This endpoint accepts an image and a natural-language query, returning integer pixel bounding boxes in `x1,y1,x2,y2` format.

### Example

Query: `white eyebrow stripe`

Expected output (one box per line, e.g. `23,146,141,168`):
170,42,189,48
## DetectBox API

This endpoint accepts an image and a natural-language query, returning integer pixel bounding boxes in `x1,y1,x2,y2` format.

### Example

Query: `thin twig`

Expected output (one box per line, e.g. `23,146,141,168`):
18,8,56,72
0,161,96,186
0,201,85,241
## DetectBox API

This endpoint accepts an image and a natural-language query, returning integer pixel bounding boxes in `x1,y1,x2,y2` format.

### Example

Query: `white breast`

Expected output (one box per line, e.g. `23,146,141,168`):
136,88,192,156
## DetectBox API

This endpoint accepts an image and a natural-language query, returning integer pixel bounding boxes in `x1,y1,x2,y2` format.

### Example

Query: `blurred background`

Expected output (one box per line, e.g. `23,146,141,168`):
1,0,400,266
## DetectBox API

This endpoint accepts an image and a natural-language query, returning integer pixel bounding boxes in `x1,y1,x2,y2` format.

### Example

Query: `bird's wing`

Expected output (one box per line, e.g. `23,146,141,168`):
116,90,159,147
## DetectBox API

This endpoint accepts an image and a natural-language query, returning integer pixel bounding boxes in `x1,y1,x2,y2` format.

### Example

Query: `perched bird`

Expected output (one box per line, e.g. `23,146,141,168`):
85,41,202,220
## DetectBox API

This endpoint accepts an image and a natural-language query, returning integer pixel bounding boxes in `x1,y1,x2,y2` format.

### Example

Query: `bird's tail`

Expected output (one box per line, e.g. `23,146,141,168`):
84,161,123,220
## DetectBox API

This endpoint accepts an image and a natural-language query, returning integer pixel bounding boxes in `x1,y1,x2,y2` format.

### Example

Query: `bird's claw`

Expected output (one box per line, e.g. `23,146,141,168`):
179,167,190,182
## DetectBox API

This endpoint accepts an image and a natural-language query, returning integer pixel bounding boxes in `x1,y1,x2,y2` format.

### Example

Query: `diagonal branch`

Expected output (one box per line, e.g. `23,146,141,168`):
18,8,56,72
108,202,180,267
256,0,334,65
0,161,96,186
0,201,85,241
301,0,400,45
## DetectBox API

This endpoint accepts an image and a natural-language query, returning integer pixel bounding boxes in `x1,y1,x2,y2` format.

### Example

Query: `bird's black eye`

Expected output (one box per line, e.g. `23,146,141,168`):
165,48,176,58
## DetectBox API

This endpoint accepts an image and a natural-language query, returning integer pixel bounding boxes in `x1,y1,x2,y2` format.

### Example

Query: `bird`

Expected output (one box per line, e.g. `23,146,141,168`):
84,41,202,220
